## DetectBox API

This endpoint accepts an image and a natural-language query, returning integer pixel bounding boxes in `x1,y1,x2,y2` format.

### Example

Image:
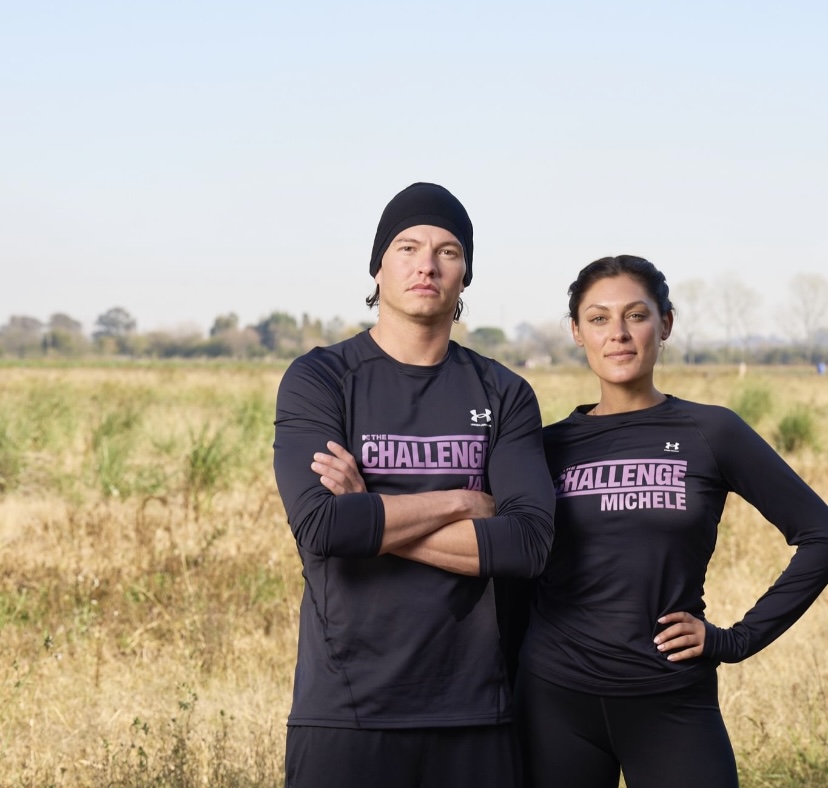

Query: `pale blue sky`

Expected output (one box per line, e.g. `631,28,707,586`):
3,1,827,339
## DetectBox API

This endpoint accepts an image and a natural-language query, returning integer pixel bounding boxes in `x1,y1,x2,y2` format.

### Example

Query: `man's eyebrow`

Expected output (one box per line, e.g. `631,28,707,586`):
391,236,461,248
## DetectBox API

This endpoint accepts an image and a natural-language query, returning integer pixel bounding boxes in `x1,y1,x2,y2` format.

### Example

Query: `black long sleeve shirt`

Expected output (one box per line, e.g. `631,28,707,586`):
521,396,828,696
274,331,555,727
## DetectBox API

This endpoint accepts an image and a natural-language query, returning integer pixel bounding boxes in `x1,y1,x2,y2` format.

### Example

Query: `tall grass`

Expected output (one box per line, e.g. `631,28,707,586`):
0,362,826,786
90,406,144,498
729,382,774,427
775,405,820,453
0,416,22,492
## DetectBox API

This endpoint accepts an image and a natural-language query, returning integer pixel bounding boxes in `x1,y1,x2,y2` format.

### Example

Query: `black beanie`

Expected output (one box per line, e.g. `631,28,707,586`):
369,182,474,287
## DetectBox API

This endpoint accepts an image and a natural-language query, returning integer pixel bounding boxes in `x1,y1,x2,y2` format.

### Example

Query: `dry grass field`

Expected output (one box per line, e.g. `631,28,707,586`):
1,360,826,787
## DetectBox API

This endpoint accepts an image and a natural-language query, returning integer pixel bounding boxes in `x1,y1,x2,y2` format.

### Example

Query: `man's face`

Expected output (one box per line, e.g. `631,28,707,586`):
375,225,466,323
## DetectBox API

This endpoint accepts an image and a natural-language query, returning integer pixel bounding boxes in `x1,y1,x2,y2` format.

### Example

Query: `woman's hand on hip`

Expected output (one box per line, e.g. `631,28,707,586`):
654,611,706,662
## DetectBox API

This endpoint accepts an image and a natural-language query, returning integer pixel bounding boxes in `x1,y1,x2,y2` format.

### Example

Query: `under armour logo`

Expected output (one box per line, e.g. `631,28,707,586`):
470,409,492,424
664,442,680,452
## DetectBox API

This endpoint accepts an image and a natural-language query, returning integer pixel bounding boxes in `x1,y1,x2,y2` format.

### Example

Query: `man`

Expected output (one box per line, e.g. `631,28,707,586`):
273,182,555,788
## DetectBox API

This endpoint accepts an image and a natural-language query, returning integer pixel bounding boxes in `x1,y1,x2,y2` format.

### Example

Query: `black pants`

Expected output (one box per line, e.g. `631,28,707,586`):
514,668,738,788
285,724,522,788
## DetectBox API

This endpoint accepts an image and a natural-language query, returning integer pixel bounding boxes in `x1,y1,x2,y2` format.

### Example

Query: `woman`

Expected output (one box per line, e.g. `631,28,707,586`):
514,255,828,787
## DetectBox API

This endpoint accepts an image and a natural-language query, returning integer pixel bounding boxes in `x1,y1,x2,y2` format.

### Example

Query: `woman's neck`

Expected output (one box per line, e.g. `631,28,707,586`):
589,388,666,416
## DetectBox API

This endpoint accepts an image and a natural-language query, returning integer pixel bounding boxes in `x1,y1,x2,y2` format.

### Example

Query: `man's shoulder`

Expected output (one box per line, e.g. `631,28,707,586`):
288,332,373,371
455,345,537,412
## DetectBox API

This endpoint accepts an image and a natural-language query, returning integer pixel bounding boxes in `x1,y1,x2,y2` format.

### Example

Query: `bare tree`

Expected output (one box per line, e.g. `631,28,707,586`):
46,312,87,355
48,313,83,334
670,279,708,364
713,275,760,364
786,272,828,363
0,315,43,357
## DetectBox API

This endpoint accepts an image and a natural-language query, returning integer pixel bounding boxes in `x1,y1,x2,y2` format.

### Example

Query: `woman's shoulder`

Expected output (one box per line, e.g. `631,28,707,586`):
540,397,752,445
666,396,748,429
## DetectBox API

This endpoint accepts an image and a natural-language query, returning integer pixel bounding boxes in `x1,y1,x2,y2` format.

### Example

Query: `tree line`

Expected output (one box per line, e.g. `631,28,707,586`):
0,308,362,361
3,273,828,366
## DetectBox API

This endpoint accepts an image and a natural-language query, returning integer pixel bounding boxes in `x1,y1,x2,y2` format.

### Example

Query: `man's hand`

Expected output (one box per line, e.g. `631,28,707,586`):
654,611,706,661
311,441,367,494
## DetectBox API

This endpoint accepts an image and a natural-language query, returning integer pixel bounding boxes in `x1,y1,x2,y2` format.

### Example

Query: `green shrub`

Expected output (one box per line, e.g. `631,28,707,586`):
774,406,819,453
0,419,22,492
90,407,143,497
730,385,773,427
26,383,78,450
185,424,236,516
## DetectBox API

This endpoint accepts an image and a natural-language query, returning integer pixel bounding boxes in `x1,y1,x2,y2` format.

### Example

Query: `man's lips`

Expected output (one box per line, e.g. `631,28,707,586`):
409,283,439,294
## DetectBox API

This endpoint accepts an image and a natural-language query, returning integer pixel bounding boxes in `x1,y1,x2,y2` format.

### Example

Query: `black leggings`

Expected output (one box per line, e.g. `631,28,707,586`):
514,668,738,788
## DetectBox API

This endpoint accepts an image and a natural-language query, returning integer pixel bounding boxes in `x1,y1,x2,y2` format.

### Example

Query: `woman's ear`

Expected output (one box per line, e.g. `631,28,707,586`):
661,311,674,341
571,319,584,347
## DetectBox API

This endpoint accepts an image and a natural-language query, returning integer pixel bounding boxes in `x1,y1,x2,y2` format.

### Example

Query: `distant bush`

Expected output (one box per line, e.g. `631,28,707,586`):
774,406,819,453
730,384,773,427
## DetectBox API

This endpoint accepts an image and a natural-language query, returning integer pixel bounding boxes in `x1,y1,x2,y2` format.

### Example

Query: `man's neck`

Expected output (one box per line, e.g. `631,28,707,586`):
369,318,452,366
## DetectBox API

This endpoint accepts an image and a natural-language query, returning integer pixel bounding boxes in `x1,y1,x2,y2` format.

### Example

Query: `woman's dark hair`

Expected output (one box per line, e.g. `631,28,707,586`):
365,286,465,323
567,255,674,323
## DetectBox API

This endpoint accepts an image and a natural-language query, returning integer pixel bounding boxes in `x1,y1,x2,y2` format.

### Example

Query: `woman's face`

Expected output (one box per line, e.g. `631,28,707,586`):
571,273,673,390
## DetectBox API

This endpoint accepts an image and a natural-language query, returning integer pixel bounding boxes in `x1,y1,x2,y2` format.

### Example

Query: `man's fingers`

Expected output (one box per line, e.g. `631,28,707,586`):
312,448,366,494
326,441,358,466
318,474,343,494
